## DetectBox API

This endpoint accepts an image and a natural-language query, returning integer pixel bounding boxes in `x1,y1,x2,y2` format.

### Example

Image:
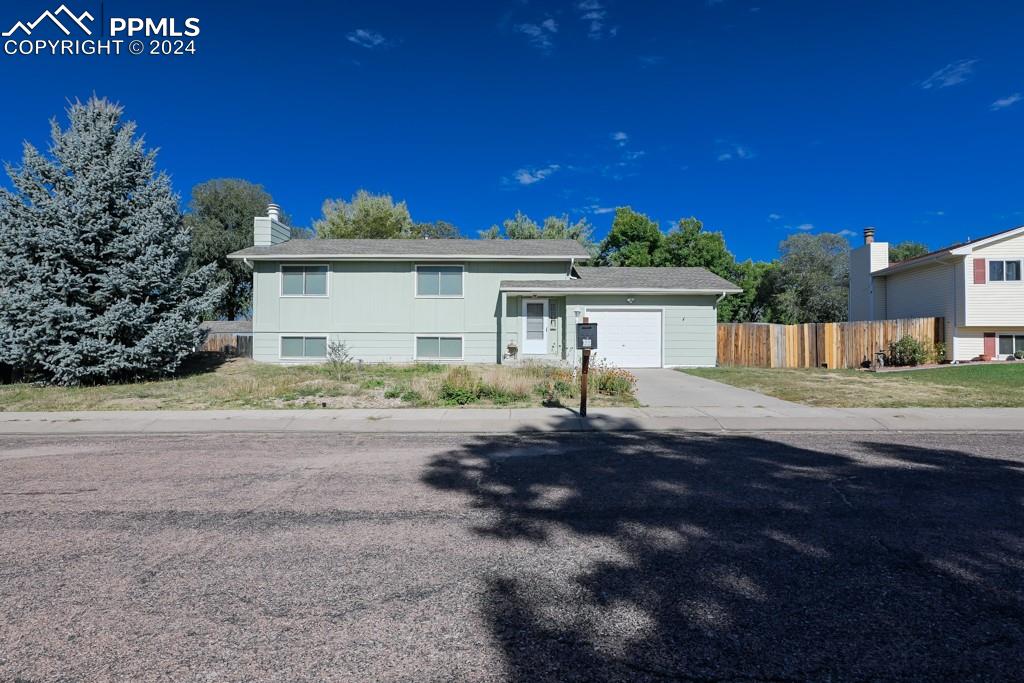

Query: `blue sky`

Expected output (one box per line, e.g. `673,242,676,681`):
2,0,1023,260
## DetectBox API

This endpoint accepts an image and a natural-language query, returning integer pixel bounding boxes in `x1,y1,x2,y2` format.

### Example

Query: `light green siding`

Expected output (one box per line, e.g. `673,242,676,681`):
562,294,720,367
252,260,570,363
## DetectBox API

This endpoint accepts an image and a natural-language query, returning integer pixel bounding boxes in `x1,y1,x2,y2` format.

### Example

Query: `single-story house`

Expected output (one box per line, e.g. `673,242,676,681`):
227,205,741,367
849,225,1024,361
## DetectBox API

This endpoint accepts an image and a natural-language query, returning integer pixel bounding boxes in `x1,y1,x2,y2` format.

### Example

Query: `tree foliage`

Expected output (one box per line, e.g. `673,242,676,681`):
889,240,930,263
0,97,224,385
186,179,271,320
480,211,594,251
315,190,414,238
772,233,850,323
409,220,461,239
596,207,667,266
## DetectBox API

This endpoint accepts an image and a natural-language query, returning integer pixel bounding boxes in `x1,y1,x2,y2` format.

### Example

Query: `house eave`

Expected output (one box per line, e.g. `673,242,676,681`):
227,253,582,262
498,286,743,295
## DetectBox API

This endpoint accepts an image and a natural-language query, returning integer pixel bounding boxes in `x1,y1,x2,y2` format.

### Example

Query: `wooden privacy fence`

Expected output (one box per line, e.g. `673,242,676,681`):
717,317,944,369
199,333,253,357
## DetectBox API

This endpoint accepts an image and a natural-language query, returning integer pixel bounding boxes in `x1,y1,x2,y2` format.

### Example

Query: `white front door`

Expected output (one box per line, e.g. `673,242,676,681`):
521,299,549,355
585,308,663,367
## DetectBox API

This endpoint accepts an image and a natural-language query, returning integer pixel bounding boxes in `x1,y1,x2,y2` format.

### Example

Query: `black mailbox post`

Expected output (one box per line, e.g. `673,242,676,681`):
575,322,598,417
576,323,598,351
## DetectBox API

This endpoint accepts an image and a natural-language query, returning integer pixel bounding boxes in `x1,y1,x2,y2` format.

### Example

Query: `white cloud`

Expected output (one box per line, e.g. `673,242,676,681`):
768,213,781,221
717,144,755,161
611,131,629,146
638,55,664,67
346,29,390,49
577,0,614,39
583,204,617,215
516,19,558,51
991,93,1022,111
795,223,814,231
920,59,978,89
511,164,561,185
838,229,856,238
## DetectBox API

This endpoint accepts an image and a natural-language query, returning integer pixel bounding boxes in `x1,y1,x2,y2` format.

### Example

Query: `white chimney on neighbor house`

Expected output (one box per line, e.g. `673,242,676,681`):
253,202,290,246
848,226,890,321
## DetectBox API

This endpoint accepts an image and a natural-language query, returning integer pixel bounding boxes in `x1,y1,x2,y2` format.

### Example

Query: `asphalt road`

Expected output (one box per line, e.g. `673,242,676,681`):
1,431,1022,682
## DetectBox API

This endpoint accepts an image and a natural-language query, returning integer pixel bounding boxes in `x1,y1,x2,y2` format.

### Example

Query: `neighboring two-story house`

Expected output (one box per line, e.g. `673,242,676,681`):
227,205,741,368
849,225,1024,361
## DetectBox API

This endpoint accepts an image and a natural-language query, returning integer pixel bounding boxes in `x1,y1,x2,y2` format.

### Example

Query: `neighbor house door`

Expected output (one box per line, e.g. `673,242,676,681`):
521,299,549,355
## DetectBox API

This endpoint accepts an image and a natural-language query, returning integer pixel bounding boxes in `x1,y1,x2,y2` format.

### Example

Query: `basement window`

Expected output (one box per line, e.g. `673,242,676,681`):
281,336,328,359
415,336,463,360
997,335,1024,356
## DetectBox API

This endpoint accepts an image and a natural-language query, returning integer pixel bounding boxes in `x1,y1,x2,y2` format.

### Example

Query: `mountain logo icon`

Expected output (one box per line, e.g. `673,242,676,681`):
3,4,94,37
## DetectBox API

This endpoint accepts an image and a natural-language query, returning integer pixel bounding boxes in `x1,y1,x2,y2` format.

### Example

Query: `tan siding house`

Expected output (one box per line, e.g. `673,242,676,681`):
848,226,1024,361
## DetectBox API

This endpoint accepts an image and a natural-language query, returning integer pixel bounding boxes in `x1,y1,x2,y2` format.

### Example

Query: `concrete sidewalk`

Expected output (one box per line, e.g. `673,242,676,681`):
2,405,1024,434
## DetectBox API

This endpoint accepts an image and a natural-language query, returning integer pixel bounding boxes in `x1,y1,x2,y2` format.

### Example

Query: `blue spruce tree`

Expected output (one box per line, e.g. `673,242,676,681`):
0,97,224,385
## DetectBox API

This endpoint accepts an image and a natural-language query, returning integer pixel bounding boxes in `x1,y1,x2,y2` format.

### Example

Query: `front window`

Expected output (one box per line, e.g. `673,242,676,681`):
998,335,1024,357
415,336,463,360
416,265,463,297
988,260,1021,282
281,336,327,359
282,265,328,296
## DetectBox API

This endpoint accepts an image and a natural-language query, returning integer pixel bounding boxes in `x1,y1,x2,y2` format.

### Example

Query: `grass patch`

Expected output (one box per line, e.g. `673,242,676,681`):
683,363,1024,408
0,355,637,411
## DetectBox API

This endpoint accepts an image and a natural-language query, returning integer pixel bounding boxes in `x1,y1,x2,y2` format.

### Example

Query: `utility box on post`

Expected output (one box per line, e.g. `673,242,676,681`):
576,323,598,351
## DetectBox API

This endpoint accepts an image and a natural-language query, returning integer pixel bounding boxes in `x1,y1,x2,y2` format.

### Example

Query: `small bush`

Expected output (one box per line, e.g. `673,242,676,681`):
383,387,402,399
439,366,480,405
325,340,356,380
931,342,947,364
360,378,385,389
1015,350,1024,361
400,389,423,403
887,335,929,367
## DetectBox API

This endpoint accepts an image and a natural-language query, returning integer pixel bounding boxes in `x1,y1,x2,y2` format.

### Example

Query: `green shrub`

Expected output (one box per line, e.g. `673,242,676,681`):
383,387,402,399
1015,350,1024,361
887,335,929,367
931,342,947,364
439,366,480,405
325,340,355,380
479,383,529,405
360,378,385,389
400,389,423,403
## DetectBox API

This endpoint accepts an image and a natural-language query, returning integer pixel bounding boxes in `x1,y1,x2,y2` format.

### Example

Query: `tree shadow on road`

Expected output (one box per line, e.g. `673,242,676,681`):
421,418,1024,681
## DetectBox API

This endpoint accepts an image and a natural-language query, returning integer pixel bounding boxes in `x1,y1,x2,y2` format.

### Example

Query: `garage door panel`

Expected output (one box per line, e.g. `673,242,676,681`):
586,309,662,368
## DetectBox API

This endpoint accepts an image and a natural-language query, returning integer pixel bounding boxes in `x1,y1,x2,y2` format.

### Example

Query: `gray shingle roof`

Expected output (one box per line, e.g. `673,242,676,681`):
229,239,590,259
500,266,741,292
200,320,253,334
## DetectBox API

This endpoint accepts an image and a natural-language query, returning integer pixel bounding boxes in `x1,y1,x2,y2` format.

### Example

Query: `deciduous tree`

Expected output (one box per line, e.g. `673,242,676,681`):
186,179,271,320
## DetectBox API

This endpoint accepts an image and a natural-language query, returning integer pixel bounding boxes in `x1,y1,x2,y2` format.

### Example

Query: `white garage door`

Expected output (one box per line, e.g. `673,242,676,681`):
585,309,662,368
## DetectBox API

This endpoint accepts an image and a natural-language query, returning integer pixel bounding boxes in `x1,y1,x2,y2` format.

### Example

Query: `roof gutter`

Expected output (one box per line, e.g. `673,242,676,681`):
226,254,585,262
499,286,744,295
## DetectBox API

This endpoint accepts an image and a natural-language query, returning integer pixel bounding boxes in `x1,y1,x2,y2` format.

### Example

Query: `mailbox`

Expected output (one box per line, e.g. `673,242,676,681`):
576,322,598,350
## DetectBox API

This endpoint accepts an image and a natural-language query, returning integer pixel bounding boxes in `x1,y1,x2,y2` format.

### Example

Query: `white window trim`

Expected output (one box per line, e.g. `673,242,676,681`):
581,306,666,369
986,259,1023,283
279,263,330,298
521,298,550,355
412,334,465,361
414,264,465,299
279,334,329,360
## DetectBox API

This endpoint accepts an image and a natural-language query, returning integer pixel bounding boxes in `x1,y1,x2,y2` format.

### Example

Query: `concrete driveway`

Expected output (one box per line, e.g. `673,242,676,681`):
633,368,798,408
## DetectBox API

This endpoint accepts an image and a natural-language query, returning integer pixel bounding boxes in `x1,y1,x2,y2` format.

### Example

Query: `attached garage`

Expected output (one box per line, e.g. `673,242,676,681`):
583,308,662,368
500,267,742,369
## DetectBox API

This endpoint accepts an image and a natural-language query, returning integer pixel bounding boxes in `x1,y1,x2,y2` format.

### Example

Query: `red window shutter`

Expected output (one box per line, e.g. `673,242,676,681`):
974,258,987,284
984,332,996,357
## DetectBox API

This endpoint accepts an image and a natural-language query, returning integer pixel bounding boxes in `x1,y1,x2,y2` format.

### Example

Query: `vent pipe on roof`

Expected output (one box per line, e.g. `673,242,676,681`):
267,203,282,223
863,226,875,245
